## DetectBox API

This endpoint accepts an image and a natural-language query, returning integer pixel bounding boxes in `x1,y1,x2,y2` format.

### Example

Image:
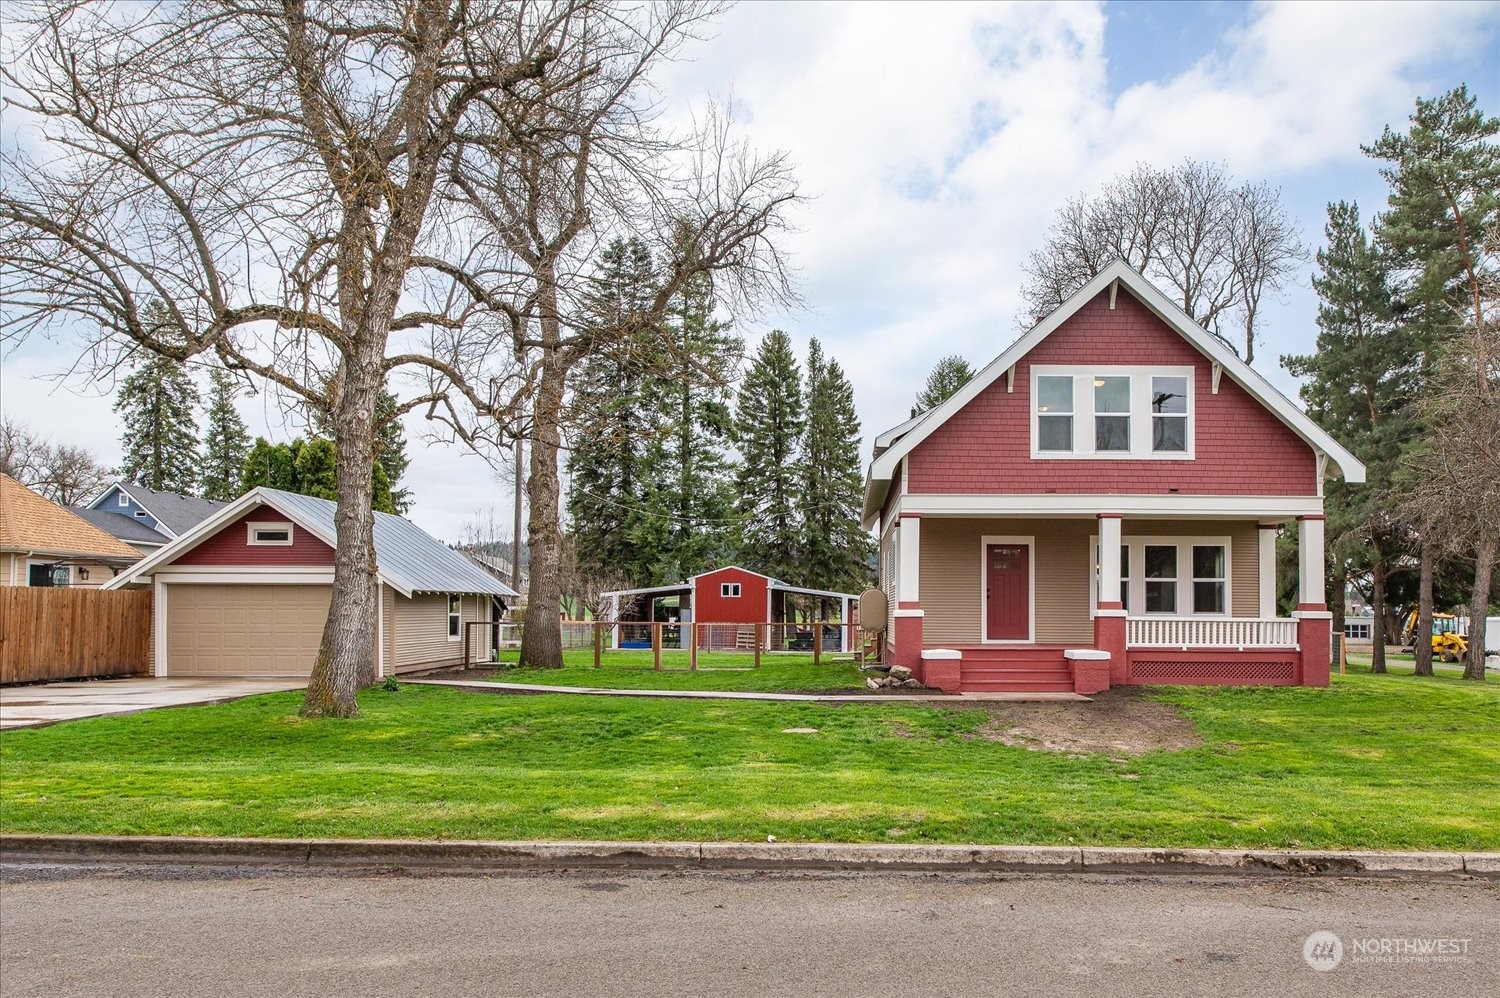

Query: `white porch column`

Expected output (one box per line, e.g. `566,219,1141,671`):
1098,514,1123,607
1259,523,1280,618
1297,515,1326,608
898,513,921,606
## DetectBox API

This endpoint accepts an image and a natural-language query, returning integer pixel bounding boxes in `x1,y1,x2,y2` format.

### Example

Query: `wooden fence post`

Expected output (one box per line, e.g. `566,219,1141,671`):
653,622,662,671
813,620,822,666
754,623,762,670
689,622,698,672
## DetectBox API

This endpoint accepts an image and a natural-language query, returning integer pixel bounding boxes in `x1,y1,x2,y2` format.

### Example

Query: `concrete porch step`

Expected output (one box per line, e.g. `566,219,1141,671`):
959,668,1073,683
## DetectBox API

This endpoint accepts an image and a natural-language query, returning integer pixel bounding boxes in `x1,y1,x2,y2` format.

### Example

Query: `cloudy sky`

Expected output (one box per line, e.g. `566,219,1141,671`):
2,0,1497,541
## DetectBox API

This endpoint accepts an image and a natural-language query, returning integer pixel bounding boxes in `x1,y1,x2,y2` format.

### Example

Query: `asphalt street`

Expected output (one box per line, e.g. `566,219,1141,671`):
0,865,1495,997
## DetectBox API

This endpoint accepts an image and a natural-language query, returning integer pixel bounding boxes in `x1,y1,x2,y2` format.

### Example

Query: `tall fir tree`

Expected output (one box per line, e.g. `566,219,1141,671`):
734,329,804,583
566,237,667,585
646,268,740,583
1284,201,1414,673
801,338,875,596
912,354,975,416
199,367,252,501
241,436,396,513
374,390,413,514
114,352,201,494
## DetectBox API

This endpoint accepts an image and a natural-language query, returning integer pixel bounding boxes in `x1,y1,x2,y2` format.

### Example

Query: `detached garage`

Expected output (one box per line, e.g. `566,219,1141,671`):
106,488,516,679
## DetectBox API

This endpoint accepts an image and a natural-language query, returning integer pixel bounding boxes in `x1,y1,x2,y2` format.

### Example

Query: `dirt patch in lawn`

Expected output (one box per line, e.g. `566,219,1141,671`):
963,688,1202,758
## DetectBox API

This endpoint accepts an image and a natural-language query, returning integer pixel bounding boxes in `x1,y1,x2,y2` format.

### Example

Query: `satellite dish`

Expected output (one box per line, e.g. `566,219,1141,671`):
858,588,888,634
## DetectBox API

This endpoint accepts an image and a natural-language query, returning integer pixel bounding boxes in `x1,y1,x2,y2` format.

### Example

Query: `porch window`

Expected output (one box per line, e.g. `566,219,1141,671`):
1093,376,1130,451
1119,545,1131,613
1036,376,1073,451
1144,545,1177,613
448,594,462,640
1152,376,1188,452
1192,545,1227,613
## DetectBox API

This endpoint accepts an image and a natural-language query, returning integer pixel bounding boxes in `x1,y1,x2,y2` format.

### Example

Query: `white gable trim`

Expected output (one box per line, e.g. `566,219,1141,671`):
865,261,1366,520
103,487,418,597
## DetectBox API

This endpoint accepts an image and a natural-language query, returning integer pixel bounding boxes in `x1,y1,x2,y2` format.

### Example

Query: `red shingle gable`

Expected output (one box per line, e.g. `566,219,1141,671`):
907,289,1318,497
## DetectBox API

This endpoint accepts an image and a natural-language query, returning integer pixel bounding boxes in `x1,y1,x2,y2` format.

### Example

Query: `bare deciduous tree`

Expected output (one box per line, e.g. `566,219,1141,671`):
0,1,602,716
1021,160,1303,363
0,420,112,505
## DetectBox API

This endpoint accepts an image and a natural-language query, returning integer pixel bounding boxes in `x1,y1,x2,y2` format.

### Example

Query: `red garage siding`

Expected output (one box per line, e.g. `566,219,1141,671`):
174,506,335,566
907,289,1319,497
692,567,770,624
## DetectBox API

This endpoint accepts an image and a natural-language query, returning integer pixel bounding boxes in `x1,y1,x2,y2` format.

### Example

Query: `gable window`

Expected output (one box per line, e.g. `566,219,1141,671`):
448,595,462,640
1032,366,1193,458
117,492,129,507
1094,376,1131,451
247,521,294,546
1152,376,1189,452
1036,376,1074,451
721,583,741,598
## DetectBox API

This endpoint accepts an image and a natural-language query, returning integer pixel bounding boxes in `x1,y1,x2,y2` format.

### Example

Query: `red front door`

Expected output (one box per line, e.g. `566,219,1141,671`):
986,543,1030,641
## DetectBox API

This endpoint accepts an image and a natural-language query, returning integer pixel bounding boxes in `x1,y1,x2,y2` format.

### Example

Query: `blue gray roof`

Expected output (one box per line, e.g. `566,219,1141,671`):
263,489,518,599
108,483,229,535
70,507,173,546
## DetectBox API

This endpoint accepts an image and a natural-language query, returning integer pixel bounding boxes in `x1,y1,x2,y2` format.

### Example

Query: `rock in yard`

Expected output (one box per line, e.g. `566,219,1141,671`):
888,665,913,681
866,678,881,690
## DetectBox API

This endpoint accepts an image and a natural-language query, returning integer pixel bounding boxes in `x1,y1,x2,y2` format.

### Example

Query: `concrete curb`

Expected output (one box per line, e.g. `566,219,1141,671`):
2,834,1494,880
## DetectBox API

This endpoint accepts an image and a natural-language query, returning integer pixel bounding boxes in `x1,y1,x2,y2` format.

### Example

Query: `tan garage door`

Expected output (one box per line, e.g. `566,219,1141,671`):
166,584,330,677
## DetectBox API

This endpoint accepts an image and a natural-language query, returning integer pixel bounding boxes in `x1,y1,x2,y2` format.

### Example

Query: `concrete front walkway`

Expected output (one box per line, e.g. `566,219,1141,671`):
407,678,1089,703
0,678,306,730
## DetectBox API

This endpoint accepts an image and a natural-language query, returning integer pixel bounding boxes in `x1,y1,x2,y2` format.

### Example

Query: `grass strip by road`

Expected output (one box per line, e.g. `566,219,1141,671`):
1,665,1496,850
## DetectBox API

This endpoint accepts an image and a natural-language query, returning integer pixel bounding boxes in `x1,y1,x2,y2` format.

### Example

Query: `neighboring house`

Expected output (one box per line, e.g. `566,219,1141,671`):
84,482,228,547
70,506,174,556
0,473,143,586
866,261,1366,694
602,566,863,652
105,487,518,678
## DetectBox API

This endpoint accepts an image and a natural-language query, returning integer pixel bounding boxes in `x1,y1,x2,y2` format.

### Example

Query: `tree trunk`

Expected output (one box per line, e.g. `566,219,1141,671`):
1370,559,1387,674
1464,534,1495,682
301,345,382,718
1414,540,1434,677
519,297,567,669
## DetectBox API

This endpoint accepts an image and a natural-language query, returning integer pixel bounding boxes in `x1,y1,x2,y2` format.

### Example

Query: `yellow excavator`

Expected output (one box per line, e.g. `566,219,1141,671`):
1399,611,1469,662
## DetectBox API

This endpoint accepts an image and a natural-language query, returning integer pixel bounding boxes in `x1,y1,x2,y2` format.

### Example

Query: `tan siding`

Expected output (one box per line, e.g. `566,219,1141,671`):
382,584,396,675
393,592,492,672
920,518,1093,645
1121,519,1259,617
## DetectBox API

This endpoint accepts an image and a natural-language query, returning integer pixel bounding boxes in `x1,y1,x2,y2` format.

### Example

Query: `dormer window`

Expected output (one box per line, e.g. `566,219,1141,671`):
248,521,294,546
1032,366,1194,459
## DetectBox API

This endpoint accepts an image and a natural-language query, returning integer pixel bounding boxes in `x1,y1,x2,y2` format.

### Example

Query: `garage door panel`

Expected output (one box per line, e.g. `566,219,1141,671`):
166,584,330,677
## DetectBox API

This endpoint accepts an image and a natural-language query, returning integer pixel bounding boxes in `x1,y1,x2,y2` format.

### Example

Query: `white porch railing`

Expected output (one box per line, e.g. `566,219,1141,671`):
1127,617,1299,649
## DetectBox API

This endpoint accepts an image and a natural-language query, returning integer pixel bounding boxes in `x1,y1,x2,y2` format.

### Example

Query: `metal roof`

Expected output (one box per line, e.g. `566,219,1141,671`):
264,490,518,598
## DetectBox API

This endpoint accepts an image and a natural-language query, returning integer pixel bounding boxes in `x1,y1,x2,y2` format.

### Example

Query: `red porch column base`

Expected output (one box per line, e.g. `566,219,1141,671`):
893,608,923,672
1072,658,1111,695
1297,607,1332,688
921,654,961,693
1094,611,1128,685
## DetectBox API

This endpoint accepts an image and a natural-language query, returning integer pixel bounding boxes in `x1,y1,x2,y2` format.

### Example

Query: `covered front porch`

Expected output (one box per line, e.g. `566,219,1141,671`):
884,510,1332,693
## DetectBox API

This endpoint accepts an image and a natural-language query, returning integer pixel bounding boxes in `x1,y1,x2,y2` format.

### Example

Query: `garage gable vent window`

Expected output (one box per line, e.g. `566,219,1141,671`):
448,595,462,640
721,583,741,598
247,522,294,546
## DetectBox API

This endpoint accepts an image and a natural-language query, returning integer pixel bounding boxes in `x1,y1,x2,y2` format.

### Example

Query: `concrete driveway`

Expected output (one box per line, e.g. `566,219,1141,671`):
0,678,305,730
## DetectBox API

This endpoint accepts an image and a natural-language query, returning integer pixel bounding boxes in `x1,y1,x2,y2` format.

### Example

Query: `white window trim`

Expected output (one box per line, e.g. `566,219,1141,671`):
447,594,462,642
116,491,130,507
1091,535,1232,617
247,521,295,546
979,535,1035,644
721,582,741,598
1031,365,1195,460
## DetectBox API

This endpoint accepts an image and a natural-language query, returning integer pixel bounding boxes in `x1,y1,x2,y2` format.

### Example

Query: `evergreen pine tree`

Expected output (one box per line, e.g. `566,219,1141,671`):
912,354,975,416
566,237,666,584
734,329,804,582
114,349,202,494
241,435,396,512
374,390,413,514
801,338,875,594
242,437,299,491
200,367,252,501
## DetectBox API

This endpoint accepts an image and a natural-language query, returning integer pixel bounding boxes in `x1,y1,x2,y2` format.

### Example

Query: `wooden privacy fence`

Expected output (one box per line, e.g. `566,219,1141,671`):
0,587,152,684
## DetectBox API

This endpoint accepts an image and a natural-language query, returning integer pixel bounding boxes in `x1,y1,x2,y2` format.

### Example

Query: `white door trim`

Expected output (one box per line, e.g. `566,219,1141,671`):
980,535,1035,644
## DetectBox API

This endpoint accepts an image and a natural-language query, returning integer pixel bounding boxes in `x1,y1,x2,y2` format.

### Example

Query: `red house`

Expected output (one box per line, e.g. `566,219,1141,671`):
866,261,1365,694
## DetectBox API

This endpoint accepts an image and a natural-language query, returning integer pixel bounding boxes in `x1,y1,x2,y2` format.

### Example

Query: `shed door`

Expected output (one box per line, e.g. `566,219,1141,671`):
166,583,329,676
985,544,1030,641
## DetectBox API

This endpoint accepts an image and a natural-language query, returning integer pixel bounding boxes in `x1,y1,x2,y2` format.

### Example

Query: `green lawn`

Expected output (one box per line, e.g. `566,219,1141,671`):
479,649,865,691
2,665,1497,850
